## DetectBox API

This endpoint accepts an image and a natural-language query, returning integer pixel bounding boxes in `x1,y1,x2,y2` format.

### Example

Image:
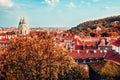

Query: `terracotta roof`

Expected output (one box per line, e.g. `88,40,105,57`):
64,35,74,39
112,37,120,47
74,45,83,50
0,38,9,42
105,50,120,63
60,39,64,42
80,36,91,38
73,39,82,45
84,41,97,46
68,50,105,58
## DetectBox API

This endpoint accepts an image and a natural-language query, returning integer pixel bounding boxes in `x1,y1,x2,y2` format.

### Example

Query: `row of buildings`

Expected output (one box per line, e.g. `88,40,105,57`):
0,18,120,64
59,34,120,63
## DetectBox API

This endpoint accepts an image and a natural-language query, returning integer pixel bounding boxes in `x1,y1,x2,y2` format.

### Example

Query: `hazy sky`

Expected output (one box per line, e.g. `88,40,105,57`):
0,0,120,28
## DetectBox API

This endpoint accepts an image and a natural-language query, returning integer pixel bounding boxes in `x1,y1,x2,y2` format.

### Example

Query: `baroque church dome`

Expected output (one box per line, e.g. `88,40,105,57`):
18,17,30,35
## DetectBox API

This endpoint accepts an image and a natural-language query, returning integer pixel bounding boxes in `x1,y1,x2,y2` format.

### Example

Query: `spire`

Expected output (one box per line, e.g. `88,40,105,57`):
19,17,22,25
22,17,26,24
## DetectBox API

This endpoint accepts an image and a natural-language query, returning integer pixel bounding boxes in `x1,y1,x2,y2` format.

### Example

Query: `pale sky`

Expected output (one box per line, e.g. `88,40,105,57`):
0,0,120,28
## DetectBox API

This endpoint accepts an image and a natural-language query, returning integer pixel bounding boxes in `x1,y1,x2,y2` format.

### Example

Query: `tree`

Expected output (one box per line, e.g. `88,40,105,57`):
0,32,88,80
101,32,109,37
90,32,97,37
99,61,120,80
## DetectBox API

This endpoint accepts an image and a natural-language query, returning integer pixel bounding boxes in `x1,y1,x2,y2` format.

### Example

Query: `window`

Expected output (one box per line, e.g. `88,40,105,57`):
20,30,22,34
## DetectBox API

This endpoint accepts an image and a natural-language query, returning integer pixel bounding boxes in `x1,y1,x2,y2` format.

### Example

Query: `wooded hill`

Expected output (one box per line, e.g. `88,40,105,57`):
68,15,120,37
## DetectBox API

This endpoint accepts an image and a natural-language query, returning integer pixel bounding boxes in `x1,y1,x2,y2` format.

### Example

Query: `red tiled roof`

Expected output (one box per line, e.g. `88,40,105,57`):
0,38,9,42
60,39,64,42
69,50,120,63
30,31,39,36
73,39,82,45
84,41,97,46
49,31,57,35
112,37,120,47
64,35,74,39
80,36,91,39
74,45,83,50
105,50,120,63
68,50,105,59
110,39,116,43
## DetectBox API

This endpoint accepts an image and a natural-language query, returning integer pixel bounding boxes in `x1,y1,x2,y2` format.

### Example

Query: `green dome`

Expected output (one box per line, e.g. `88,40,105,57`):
18,24,28,28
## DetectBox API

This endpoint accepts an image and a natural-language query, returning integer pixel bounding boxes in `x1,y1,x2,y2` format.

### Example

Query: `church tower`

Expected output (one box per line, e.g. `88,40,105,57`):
18,17,30,35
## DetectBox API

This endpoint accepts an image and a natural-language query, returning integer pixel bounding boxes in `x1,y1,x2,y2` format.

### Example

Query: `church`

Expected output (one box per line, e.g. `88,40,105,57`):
18,17,30,35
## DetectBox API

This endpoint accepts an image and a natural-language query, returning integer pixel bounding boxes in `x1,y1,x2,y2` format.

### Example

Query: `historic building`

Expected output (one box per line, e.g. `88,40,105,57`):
18,17,30,35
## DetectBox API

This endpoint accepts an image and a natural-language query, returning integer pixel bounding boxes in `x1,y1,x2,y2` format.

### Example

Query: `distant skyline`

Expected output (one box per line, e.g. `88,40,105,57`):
0,0,120,28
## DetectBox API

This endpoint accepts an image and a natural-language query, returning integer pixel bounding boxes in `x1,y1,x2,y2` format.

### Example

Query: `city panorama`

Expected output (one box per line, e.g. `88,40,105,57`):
0,0,120,80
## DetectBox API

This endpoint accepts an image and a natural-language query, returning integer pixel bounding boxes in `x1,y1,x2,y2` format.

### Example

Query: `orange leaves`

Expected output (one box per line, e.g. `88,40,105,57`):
0,32,88,80
99,61,120,77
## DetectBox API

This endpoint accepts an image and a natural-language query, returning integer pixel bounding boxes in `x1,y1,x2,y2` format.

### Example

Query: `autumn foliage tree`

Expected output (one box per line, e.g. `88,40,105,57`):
88,61,120,80
0,32,88,80
68,15,120,36
99,61,120,80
